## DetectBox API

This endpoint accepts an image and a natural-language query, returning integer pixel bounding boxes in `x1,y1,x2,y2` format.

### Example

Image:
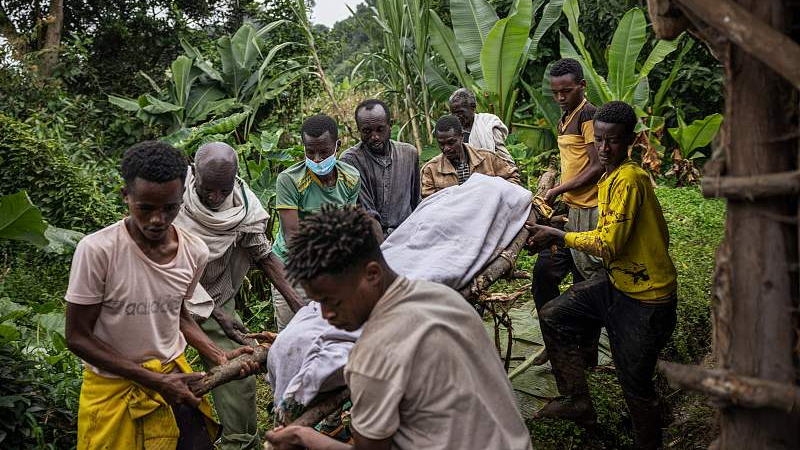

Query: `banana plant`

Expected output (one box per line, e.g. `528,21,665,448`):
109,23,305,138
362,0,434,150
427,0,564,125
108,55,234,132
668,112,723,160
557,1,682,110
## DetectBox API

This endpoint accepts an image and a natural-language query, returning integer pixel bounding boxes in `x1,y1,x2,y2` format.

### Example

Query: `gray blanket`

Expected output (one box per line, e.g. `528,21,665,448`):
267,174,532,417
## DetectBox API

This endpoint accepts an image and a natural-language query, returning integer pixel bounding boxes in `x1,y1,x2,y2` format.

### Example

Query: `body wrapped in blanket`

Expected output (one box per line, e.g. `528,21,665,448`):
267,173,532,421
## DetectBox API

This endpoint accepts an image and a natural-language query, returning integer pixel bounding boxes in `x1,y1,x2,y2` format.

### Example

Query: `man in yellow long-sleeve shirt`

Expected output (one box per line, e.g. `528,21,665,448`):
525,101,677,450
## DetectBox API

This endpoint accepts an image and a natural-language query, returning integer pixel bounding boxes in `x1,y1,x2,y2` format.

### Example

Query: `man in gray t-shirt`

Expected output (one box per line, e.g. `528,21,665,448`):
341,99,420,236
265,205,532,450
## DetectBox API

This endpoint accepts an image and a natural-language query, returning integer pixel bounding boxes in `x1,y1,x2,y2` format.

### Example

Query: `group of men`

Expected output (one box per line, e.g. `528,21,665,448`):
64,57,677,450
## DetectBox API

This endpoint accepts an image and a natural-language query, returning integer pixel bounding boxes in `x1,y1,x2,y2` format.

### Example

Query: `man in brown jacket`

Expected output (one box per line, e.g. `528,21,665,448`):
421,115,520,198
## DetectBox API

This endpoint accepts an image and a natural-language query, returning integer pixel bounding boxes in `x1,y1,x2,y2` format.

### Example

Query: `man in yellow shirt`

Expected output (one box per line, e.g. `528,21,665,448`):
526,101,677,450
532,58,604,366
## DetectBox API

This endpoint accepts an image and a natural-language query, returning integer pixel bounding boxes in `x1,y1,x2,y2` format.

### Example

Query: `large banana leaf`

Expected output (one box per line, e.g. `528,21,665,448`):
530,0,565,56
0,191,48,248
558,32,612,106
668,113,723,159
633,77,650,109
562,0,593,66
141,95,182,114
653,38,694,115
429,10,473,89
43,226,84,254
185,85,233,123
480,0,532,125
171,55,198,109
217,24,261,98
425,60,458,102
622,36,681,103
196,110,250,136
451,0,498,83
525,69,561,138
107,95,140,112
607,8,647,101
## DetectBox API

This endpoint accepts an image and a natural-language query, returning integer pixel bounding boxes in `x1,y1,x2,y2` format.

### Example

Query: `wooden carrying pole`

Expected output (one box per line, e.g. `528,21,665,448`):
650,1,800,447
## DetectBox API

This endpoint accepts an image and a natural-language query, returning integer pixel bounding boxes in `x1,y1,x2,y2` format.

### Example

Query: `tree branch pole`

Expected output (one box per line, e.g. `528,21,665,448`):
658,361,800,412
702,170,800,200
286,387,352,427
683,0,800,446
675,0,800,91
189,344,270,397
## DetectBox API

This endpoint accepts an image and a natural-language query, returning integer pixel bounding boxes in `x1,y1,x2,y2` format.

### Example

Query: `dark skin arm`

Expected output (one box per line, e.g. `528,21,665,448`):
210,303,250,345
180,303,258,376
266,425,392,450
260,254,305,313
66,303,206,407
544,142,604,205
523,221,567,253
66,302,257,408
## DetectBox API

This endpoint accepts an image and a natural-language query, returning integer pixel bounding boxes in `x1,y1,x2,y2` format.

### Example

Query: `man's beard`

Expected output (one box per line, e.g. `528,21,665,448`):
367,140,387,152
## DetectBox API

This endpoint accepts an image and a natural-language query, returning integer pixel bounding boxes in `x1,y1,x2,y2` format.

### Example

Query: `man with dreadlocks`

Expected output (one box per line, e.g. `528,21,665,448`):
264,205,533,450
526,101,678,449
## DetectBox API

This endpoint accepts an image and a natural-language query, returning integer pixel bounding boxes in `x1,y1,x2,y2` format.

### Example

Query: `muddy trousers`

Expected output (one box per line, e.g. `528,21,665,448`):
539,274,677,449
200,300,260,450
533,246,599,366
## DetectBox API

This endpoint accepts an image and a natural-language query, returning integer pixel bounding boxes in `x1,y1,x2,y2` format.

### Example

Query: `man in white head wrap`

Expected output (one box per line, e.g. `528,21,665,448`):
175,142,304,449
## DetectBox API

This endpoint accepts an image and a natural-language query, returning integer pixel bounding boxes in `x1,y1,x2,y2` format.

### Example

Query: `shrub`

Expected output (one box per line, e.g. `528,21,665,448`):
655,187,725,363
0,114,122,232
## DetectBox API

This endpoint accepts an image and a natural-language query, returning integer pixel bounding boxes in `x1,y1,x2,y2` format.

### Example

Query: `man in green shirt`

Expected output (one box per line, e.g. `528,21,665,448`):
526,101,677,450
271,114,362,330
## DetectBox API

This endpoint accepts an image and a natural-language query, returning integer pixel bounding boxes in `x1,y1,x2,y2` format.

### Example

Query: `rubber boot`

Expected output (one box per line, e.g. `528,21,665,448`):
533,393,597,427
625,395,663,450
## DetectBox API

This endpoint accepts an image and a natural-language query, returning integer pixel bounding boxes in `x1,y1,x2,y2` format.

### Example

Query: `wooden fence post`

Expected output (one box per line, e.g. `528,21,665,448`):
711,1,800,447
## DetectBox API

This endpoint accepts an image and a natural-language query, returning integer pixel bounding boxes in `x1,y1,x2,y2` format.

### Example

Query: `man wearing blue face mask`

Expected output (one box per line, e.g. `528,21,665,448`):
270,114,362,330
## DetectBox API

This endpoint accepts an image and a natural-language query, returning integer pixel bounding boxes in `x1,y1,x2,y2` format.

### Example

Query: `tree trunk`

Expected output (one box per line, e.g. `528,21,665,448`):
38,0,63,77
712,0,800,447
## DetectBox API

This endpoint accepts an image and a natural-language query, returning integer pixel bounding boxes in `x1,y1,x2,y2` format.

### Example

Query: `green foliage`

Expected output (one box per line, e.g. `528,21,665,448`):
428,0,564,124
0,61,151,162
656,186,725,363
558,2,680,109
574,0,723,122
110,22,306,137
668,113,723,160
0,192,49,249
0,114,121,232
0,213,81,448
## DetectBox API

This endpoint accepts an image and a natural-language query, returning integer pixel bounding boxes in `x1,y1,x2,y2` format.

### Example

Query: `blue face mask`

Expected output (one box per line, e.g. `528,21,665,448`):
305,153,337,176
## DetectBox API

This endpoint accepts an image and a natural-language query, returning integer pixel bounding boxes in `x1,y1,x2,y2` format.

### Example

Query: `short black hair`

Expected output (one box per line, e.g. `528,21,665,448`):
549,58,584,82
594,101,638,135
286,204,381,282
355,99,391,125
435,115,463,135
121,141,188,188
448,88,477,107
301,114,338,142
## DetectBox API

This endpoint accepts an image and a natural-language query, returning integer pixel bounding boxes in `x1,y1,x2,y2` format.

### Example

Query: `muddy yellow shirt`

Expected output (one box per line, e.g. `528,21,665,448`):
564,160,677,302
559,98,598,208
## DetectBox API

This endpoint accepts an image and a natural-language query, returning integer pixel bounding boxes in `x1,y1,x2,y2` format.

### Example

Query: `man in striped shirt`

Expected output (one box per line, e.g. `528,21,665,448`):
175,142,303,450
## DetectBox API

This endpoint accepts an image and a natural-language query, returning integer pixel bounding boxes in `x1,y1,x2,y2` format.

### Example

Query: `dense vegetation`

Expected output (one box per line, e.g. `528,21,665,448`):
0,0,725,448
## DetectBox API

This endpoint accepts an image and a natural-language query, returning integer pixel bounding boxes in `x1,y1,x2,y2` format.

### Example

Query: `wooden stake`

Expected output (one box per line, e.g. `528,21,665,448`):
189,344,270,397
658,361,800,412
676,0,800,90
